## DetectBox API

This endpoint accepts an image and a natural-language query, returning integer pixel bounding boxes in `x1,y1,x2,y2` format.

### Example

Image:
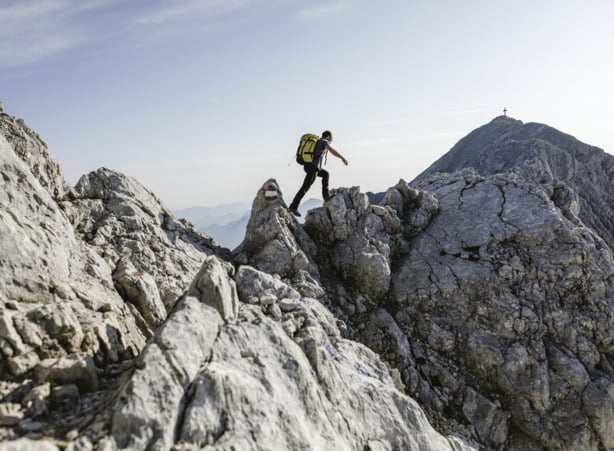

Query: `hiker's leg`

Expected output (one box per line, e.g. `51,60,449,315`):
317,169,330,198
290,166,318,209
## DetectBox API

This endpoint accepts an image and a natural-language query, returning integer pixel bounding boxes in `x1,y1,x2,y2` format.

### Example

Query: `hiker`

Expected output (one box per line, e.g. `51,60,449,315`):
289,130,348,217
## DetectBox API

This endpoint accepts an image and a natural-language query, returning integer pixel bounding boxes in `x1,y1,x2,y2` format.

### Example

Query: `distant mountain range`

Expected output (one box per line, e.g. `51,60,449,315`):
174,198,322,250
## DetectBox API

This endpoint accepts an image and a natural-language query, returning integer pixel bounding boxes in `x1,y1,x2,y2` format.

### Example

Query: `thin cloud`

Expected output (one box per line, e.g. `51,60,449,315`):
0,0,119,67
134,0,259,25
0,0,297,67
295,1,350,22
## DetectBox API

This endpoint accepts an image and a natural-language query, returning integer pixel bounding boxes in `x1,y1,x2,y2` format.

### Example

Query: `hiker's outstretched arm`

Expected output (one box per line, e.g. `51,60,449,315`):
327,145,348,165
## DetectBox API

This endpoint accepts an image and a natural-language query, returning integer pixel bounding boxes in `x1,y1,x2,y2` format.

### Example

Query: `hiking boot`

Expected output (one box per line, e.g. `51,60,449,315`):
289,207,301,217
324,193,336,203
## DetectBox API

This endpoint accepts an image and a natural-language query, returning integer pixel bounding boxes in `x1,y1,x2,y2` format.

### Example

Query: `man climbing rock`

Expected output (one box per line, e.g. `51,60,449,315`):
289,130,348,217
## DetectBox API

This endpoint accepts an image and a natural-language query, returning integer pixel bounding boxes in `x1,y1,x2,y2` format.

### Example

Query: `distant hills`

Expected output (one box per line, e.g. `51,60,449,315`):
174,198,322,249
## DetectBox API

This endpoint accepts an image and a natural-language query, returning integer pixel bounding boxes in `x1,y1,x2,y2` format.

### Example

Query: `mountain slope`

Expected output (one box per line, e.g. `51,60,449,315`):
414,115,614,249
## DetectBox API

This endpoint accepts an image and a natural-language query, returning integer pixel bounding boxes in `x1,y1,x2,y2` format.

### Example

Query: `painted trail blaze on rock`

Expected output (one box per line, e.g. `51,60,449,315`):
264,183,279,201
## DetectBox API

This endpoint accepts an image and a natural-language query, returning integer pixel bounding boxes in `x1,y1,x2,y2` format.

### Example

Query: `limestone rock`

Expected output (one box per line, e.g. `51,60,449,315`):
236,178,320,281
234,265,301,304
111,264,475,451
111,296,224,450
0,133,76,303
112,257,166,330
0,107,69,199
6,110,614,451
35,354,98,392
21,383,51,417
69,167,230,310
0,438,59,451
415,115,614,250
186,256,239,321
0,110,229,445
0,131,147,378
304,182,435,307
351,168,614,450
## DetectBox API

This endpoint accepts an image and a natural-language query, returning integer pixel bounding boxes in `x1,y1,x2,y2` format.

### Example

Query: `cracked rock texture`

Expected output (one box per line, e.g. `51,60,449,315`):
0,109,229,445
66,166,230,312
111,261,472,450
3,108,614,451
416,115,614,251
304,117,614,451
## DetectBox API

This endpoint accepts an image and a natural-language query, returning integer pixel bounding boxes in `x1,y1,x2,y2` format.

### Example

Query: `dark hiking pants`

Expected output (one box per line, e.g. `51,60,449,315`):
290,165,329,210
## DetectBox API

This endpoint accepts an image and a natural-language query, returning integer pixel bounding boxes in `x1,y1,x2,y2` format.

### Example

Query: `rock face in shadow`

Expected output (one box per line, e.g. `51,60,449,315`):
389,169,614,450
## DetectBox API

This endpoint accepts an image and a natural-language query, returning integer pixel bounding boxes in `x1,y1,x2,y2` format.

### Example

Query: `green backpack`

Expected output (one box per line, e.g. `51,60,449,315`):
296,134,319,165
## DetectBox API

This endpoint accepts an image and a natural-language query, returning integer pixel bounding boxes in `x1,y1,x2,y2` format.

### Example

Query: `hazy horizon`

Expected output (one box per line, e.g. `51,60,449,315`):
2,1,613,209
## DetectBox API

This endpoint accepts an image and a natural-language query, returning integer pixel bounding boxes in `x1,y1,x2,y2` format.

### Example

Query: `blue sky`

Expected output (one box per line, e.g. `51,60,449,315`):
2,0,613,209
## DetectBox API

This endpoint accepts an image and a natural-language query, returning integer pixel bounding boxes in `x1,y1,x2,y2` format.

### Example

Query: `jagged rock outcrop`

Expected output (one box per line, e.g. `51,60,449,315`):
298,119,614,450
0,107,69,200
0,110,228,444
386,169,614,450
235,179,324,299
110,200,475,449
304,182,438,313
3,108,614,451
65,167,230,312
0,132,146,378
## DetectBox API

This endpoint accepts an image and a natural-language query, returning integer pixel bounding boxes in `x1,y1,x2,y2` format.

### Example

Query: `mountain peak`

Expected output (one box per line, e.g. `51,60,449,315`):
490,114,522,124
414,115,614,250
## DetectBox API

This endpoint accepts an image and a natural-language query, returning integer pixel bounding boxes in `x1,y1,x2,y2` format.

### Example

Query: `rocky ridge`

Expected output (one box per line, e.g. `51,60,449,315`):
0,109,474,450
2,108,614,451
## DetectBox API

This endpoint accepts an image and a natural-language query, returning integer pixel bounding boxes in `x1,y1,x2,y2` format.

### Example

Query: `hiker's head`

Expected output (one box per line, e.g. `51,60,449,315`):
322,130,332,141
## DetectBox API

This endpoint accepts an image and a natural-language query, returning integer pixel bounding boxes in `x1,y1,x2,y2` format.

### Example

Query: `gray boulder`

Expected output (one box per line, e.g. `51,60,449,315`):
0,132,147,378
236,179,319,281
112,257,167,330
112,296,224,450
186,255,239,321
67,167,230,310
304,182,437,311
